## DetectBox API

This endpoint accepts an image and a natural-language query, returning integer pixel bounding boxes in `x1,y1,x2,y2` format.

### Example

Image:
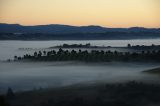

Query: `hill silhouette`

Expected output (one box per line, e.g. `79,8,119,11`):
0,23,160,40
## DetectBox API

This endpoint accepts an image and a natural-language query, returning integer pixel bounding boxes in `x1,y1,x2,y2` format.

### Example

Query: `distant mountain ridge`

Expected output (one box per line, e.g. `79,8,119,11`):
0,23,159,34
0,23,160,40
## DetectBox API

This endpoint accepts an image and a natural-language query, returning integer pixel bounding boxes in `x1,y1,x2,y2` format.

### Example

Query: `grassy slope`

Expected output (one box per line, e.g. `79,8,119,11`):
143,67,160,75
8,82,160,106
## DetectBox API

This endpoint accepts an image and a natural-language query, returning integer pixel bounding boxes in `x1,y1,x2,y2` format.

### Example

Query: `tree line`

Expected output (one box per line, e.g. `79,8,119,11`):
13,48,160,62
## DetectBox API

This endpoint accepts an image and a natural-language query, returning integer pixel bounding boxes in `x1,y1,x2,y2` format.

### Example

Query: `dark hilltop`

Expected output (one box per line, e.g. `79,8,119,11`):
0,23,160,40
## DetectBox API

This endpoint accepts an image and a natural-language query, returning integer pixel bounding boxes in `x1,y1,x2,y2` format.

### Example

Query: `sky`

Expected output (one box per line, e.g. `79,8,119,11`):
0,0,160,28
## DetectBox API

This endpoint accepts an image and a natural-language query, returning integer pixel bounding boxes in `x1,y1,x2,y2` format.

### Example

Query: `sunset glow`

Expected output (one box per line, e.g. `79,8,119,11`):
0,0,160,28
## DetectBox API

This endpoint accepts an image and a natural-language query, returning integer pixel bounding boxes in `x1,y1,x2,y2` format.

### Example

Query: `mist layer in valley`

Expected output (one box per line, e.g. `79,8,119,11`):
0,40,160,94
0,61,159,94
1,39,160,60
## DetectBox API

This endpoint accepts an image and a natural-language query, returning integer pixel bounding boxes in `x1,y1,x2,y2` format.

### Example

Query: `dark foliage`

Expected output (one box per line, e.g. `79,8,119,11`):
0,95,9,106
16,48,160,62
6,88,15,100
8,82,160,106
53,43,92,48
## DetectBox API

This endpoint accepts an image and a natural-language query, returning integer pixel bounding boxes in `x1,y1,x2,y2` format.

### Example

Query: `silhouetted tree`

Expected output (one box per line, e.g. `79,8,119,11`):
43,51,46,56
14,56,17,61
34,52,38,57
6,87,15,99
38,51,42,57
127,44,131,48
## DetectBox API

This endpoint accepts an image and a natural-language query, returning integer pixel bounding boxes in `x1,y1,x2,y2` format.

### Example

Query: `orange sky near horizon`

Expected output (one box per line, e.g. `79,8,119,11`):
0,0,160,28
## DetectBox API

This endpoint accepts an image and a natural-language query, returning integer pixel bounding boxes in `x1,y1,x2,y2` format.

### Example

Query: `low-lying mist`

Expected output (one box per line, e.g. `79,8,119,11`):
0,61,159,94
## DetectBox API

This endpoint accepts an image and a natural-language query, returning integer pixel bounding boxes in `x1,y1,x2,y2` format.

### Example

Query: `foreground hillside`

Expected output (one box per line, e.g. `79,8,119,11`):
2,81,160,106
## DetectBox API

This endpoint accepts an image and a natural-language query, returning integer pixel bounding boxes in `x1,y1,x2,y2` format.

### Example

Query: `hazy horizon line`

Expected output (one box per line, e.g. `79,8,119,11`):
0,23,160,29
